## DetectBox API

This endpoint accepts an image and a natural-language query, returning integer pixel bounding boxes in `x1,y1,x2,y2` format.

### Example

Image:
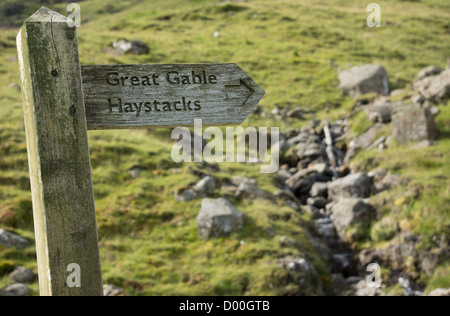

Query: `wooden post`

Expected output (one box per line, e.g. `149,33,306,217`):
17,7,103,296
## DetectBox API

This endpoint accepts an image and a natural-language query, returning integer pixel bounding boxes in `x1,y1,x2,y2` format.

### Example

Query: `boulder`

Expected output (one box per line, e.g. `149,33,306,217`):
328,173,372,199
0,229,29,249
330,198,374,242
9,266,34,284
197,198,245,239
0,283,30,297
391,105,437,143
338,64,389,97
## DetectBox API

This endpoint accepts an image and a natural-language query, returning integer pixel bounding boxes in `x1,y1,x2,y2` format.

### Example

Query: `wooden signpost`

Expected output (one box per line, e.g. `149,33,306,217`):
16,7,265,296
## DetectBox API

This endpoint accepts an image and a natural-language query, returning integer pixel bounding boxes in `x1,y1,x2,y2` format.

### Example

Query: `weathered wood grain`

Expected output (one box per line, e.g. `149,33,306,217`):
82,64,265,129
17,7,103,296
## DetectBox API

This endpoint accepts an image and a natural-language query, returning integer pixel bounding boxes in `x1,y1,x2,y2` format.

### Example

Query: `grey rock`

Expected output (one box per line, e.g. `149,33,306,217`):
353,279,382,296
296,142,326,161
9,266,34,283
8,83,21,91
235,178,271,200
0,283,30,297
307,196,327,209
413,68,450,104
391,105,437,143
0,229,29,249
315,218,337,239
220,184,238,196
333,253,351,271
278,257,315,273
128,165,141,179
328,173,372,199
338,64,389,97
422,68,450,104
175,188,198,202
330,198,374,242
373,174,404,194
197,198,245,239
310,182,328,197
417,66,442,80
193,176,216,197
112,39,150,55
428,288,450,297
103,284,127,296
286,107,305,119
344,123,385,164
279,236,297,247
365,101,402,124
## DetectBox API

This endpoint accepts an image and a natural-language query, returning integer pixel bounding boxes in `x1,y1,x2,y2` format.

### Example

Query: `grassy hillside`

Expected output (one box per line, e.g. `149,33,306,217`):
0,0,449,295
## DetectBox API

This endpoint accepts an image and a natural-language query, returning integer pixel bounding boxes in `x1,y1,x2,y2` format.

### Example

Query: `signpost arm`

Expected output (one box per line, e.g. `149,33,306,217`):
17,7,103,296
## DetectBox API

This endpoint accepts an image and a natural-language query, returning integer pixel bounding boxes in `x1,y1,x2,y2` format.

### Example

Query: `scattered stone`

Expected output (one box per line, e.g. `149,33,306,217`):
307,196,327,209
344,123,385,163
279,236,297,248
175,188,198,202
296,142,326,161
413,68,450,104
333,253,351,272
193,176,216,197
196,198,245,239
315,218,337,240
278,257,315,273
128,165,141,179
338,64,389,97
330,198,374,243
176,176,216,202
111,39,150,55
391,105,437,143
9,266,34,284
310,182,328,198
103,284,127,296
328,173,372,199
364,100,402,124
428,288,450,297
8,83,21,91
286,170,329,202
220,184,238,197
286,107,305,119
352,279,382,296
0,283,30,297
417,66,442,80
0,229,29,249
373,174,404,194
235,178,271,200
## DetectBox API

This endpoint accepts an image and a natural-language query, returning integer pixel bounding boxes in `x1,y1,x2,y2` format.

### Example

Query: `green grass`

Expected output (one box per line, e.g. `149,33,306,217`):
1,0,450,295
